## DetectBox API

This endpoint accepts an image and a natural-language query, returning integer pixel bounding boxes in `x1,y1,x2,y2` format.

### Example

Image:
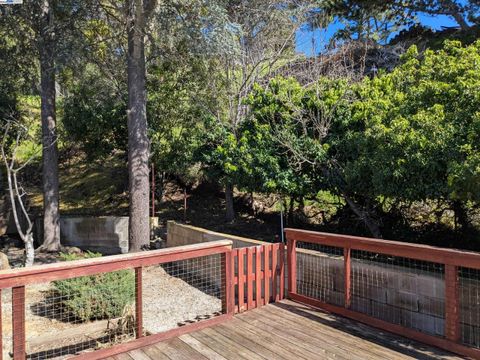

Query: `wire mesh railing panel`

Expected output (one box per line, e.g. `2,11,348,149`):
296,242,344,307
142,254,225,335
24,269,136,360
2,288,13,360
459,267,480,348
351,250,445,337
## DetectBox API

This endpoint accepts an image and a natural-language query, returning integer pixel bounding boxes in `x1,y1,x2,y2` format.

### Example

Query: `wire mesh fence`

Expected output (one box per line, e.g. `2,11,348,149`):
351,251,445,337
1,246,229,360
142,254,225,336
295,242,345,307
2,288,13,360
459,267,480,348
23,269,136,360
286,229,480,358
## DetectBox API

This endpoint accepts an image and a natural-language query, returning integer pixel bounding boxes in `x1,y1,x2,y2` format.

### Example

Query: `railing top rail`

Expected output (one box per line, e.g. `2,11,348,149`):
0,240,233,289
285,228,480,269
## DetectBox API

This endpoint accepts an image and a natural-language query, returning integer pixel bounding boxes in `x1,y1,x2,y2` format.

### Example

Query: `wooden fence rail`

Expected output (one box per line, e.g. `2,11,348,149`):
285,228,480,360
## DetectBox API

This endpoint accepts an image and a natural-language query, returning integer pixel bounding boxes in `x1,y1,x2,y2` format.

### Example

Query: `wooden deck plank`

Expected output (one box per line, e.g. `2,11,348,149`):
189,329,253,360
213,323,289,360
239,309,357,360
269,301,416,358
221,317,317,360
160,337,208,360
201,327,265,360
259,302,407,360
112,354,133,360
233,312,343,360
109,300,463,360
140,343,170,360
127,349,153,360
178,334,227,360
275,300,460,360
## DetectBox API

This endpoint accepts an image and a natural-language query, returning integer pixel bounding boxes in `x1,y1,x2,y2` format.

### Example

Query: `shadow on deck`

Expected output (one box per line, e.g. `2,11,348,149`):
108,300,462,360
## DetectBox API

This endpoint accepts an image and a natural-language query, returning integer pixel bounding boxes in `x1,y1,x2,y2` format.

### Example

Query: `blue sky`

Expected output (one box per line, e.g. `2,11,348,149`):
296,13,461,55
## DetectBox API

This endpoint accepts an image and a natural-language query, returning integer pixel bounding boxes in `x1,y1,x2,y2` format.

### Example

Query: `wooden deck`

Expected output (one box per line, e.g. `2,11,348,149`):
108,300,462,360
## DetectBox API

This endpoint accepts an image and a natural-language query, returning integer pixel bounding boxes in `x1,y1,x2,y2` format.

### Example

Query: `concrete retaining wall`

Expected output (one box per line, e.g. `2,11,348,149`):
167,221,266,248
35,216,129,254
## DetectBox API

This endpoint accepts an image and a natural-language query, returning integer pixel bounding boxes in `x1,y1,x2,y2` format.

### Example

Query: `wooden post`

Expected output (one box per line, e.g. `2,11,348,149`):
344,247,352,309
279,243,285,300
272,244,278,302
238,248,246,313
445,265,460,342
223,251,234,315
247,247,254,310
12,286,25,360
255,246,262,308
264,245,270,305
287,238,297,296
135,267,143,338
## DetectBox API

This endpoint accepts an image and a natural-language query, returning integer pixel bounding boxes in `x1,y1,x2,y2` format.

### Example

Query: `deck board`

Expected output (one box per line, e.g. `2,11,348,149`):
106,300,463,360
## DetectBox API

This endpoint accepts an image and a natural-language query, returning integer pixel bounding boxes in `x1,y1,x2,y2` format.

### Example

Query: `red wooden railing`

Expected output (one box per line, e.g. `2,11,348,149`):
285,228,480,359
233,243,285,313
0,241,234,360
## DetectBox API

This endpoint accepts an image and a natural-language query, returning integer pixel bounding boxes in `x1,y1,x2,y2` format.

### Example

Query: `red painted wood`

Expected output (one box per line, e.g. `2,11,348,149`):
0,241,233,289
279,243,285,300
445,265,460,342
285,228,480,269
224,251,235,315
246,247,254,310
264,245,270,304
255,246,262,308
287,239,297,296
236,272,274,284
74,313,233,360
238,248,246,313
344,247,351,309
12,286,25,360
232,249,239,313
135,267,143,338
272,244,278,302
289,293,480,360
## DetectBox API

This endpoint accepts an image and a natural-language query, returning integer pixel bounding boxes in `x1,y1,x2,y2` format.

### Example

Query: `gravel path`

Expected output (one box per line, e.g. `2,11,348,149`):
142,266,222,334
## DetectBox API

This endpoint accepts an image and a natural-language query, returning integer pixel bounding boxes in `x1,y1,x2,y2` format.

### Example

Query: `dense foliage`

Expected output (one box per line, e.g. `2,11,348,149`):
53,252,135,322
2,0,480,251
224,40,480,237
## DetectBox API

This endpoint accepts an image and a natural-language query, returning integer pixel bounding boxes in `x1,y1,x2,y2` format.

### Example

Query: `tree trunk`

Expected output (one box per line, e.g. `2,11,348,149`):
287,196,295,225
183,187,187,222
225,183,235,222
453,200,470,231
343,194,383,239
25,233,34,267
127,0,150,252
39,0,60,252
3,165,35,266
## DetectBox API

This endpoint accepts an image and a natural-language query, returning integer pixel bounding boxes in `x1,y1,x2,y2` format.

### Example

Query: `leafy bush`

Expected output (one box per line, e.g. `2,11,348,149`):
53,252,135,322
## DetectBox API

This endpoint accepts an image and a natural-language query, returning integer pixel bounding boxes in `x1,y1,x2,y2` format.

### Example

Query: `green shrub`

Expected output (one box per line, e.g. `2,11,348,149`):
53,252,135,322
